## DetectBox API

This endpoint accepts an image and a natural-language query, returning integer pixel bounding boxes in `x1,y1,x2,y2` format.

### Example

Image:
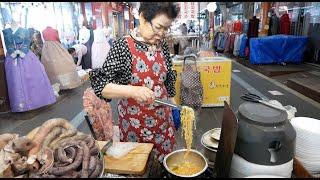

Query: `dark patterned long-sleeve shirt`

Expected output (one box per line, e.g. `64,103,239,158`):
89,35,177,102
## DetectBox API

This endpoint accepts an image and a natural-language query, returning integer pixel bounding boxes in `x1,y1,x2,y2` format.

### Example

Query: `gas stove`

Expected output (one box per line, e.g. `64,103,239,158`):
162,167,215,178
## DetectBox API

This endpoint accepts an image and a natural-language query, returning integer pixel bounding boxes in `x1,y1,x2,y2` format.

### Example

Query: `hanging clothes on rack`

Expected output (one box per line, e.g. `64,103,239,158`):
91,28,110,69
233,20,243,33
243,19,249,34
224,32,231,53
79,26,94,69
290,9,298,35
239,34,248,58
217,32,227,51
247,16,260,39
296,9,305,36
217,33,223,51
229,33,237,54
280,13,291,35
268,14,280,35
233,34,241,56
226,22,234,33
304,22,320,64
303,12,311,36
291,8,304,36
28,27,43,59
213,31,220,49
310,23,320,59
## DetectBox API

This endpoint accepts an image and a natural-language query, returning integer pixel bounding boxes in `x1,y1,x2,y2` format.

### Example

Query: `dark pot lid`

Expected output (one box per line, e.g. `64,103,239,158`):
238,102,287,125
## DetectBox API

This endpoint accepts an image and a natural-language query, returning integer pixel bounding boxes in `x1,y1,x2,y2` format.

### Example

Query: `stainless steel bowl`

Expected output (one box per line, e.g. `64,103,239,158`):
163,149,208,178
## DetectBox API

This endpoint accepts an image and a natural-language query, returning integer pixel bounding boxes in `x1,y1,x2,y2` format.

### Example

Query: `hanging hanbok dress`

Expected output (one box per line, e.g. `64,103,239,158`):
3,27,56,112
91,28,110,69
28,28,43,60
41,26,81,90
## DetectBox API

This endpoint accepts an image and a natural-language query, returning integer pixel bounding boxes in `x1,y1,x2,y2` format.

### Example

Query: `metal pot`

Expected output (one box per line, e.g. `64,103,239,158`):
203,145,217,163
163,149,208,178
201,130,218,162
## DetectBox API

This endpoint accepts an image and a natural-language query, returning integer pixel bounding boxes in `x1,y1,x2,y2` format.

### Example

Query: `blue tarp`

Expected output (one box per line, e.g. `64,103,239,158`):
249,35,308,64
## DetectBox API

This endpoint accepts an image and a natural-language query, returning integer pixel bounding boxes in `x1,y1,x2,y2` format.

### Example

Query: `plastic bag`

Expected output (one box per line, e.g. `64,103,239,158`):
284,105,297,120
106,142,138,159
267,100,297,120
112,126,120,143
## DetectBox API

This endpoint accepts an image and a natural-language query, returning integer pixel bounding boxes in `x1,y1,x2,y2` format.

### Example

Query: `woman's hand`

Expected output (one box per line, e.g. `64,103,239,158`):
169,97,177,105
130,86,155,104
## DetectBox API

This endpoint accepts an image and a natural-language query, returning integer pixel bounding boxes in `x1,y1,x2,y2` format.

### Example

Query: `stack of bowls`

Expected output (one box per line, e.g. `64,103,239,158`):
290,117,320,174
229,154,293,178
201,128,220,162
244,175,286,178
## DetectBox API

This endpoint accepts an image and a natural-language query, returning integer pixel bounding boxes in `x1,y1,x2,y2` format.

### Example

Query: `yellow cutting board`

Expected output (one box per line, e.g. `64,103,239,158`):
97,141,154,175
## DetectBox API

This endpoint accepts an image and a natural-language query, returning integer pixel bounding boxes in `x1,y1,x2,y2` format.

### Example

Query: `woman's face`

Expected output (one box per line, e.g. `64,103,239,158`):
139,13,173,46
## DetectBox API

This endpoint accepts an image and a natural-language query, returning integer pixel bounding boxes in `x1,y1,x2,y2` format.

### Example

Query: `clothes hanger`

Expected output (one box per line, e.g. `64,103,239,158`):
10,20,20,33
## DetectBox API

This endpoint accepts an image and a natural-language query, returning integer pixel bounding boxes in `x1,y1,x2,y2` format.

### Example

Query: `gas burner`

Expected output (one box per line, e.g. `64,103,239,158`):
162,167,215,178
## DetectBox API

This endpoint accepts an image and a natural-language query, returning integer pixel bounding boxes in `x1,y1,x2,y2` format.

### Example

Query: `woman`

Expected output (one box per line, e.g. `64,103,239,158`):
90,2,179,162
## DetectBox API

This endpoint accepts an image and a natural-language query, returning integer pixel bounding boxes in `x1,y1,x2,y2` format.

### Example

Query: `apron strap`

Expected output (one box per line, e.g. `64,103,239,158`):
126,36,137,55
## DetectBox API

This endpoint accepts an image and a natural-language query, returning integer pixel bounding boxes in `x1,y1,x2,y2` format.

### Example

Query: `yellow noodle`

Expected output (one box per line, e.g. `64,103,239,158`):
173,106,200,176
170,161,201,176
180,106,195,152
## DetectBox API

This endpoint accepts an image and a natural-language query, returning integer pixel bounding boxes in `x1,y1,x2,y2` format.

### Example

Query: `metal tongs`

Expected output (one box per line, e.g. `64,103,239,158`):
155,99,182,111
101,139,113,155
240,93,287,111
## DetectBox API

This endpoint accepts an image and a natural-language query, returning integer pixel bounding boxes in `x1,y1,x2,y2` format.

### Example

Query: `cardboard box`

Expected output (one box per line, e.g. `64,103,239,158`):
173,56,232,107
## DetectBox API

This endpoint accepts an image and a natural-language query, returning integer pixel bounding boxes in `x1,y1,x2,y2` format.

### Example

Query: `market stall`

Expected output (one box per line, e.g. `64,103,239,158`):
0,101,319,178
173,55,232,107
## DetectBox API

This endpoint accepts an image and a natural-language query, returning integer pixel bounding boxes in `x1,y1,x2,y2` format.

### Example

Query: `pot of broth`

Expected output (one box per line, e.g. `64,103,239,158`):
163,149,208,178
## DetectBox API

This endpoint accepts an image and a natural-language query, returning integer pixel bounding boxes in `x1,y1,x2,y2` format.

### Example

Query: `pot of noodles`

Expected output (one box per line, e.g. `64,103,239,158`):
163,149,208,178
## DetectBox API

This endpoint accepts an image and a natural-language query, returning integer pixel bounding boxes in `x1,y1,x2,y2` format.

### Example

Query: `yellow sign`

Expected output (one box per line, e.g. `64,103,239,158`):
173,57,232,107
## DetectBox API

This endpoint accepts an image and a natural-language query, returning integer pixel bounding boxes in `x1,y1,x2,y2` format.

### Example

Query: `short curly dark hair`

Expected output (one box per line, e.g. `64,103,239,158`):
139,2,179,22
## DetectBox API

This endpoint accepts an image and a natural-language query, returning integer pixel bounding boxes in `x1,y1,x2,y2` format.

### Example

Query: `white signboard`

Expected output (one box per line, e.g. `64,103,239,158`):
177,2,198,21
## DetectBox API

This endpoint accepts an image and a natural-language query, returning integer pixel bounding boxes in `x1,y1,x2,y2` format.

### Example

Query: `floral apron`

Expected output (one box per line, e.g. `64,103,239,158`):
118,37,175,162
